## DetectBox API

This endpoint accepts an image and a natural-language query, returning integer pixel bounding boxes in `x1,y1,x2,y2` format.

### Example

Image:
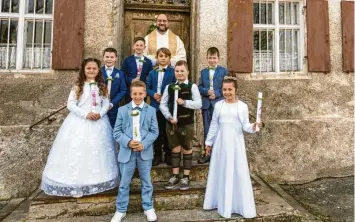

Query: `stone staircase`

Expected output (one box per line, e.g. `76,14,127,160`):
27,161,315,221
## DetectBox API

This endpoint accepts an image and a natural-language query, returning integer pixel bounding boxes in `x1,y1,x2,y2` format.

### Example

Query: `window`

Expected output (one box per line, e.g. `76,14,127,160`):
0,0,53,71
253,0,304,73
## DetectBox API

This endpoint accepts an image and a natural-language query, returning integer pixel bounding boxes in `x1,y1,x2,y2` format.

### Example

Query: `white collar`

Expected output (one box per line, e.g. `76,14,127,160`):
175,79,189,84
105,65,114,70
132,101,145,109
159,65,168,69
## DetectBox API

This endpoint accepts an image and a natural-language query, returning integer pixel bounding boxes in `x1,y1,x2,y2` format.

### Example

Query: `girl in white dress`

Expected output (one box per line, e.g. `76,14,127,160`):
203,76,262,218
41,58,119,198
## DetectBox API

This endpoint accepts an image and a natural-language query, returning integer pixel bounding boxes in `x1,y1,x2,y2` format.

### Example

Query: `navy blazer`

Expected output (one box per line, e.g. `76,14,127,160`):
198,66,228,110
121,55,153,95
113,103,159,163
146,67,176,111
101,67,127,114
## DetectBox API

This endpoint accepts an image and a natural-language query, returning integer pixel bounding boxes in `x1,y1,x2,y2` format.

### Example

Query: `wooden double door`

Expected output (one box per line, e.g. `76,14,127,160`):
123,6,191,64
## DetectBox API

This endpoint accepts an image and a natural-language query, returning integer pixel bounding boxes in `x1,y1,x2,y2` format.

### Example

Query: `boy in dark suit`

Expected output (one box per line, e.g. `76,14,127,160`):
147,47,175,166
121,37,153,103
101,47,127,127
198,47,228,164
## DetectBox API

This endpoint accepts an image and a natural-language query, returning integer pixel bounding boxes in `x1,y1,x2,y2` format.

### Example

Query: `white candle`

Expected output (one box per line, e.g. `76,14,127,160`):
209,73,214,90
107,77,113,101
173,88,178,122
89,81,97,113
255,92,262,132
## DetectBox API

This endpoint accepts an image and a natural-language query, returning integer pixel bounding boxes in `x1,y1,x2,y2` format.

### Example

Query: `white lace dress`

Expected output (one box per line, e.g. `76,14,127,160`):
41,83,119,197
203,100,257,218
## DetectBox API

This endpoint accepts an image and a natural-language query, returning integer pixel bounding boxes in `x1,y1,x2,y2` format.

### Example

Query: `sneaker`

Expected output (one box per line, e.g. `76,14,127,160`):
144,208,157,221
164,176,180,190
111,211,126,222
179,177,190,191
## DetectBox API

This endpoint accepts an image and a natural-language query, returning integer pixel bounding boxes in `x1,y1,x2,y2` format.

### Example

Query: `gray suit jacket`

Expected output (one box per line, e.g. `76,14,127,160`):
113,103,159,163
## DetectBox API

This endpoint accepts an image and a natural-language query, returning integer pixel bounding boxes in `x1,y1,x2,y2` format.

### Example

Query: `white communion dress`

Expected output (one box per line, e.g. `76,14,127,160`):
203,100,257,218
41,83,119,197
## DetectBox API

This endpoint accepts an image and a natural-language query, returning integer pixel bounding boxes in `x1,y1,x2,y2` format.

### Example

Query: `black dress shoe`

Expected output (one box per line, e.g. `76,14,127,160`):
152,156,161,166
164,154,172,166
197,154,210,164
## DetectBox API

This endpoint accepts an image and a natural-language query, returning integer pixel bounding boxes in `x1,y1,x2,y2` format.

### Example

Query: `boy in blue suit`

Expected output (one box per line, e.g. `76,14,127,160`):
101,47,127,127
122,37,153,103
147,47,176,166
198,47,228,164
111,80,159,222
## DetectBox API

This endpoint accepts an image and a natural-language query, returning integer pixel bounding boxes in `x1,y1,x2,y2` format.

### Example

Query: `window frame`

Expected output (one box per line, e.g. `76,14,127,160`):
252,0,305,74
0,0,54,72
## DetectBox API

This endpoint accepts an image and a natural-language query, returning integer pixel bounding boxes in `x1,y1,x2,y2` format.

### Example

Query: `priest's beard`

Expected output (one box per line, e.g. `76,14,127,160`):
157,26,169,33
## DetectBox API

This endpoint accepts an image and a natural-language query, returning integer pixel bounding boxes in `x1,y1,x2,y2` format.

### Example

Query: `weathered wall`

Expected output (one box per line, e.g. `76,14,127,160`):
196,0,353,184
0,0,116,199
0,0,353,199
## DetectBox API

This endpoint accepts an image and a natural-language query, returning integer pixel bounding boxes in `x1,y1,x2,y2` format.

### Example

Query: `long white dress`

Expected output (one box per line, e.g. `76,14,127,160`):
203,100,257,218
41,83,119,197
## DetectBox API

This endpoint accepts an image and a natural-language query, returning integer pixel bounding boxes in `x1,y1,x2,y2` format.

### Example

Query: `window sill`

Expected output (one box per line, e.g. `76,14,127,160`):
243,72,312,80
0,69,57,79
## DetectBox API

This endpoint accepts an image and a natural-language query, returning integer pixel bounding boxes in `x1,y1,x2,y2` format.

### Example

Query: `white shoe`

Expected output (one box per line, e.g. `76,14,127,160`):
144,208,157,221
111,211,126,222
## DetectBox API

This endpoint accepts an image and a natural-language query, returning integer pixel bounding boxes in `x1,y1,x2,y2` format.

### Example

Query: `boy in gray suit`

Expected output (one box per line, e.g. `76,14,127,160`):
111,81,159,222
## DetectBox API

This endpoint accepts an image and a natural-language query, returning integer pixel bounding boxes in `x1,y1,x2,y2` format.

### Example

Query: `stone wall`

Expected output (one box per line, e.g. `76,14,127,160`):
196,0,353,184
0,0,353,199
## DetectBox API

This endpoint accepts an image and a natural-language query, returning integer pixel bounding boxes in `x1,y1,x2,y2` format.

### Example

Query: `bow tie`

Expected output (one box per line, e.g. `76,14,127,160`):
135,56,142,60
133,106,142,111
178,83,187,87
208,67,216,70
106,67,113,71
157,68,167,72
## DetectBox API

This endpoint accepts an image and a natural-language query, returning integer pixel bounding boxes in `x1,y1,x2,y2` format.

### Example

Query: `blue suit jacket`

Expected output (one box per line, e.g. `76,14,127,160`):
198,66,228,109
146,67,176,111
101,67,127,114
113,103,159,163
121,55,153,95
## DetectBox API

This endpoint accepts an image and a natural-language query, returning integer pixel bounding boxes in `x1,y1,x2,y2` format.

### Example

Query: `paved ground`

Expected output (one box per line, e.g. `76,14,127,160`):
281,176,354,222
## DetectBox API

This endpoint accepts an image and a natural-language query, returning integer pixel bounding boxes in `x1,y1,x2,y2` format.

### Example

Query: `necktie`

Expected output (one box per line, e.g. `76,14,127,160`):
133,106,142,111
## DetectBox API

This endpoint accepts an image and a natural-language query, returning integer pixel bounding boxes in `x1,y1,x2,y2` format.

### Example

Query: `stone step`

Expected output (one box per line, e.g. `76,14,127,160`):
131,162,209,185
29,181,208,220
28,175,305,221
28,177,275,220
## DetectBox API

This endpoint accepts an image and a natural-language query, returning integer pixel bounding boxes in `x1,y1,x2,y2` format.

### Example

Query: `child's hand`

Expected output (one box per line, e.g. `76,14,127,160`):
128,140,140,149
156,98,161,103
205,145,212,156
133,143,144,152
209,94,215,100
109,103,113,110
177,98,184,105
86,112,97,120
154,93,161,100
252,120,263,131
208,90,214,96
169,117,177,125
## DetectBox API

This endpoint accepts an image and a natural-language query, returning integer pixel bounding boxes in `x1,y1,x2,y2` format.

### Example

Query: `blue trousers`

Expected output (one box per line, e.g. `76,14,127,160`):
202,105,214,143
115,152,153,212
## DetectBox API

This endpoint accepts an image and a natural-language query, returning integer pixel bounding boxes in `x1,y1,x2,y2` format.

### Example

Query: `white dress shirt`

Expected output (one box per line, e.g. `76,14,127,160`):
159,79,202,120
144,30,187,67
157,65,168,94
105,65,114,77
131,101,145,141
134,54,144,71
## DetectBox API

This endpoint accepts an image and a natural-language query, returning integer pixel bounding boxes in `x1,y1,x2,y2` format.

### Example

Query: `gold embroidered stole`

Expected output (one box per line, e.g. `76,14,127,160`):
147,29,177,56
